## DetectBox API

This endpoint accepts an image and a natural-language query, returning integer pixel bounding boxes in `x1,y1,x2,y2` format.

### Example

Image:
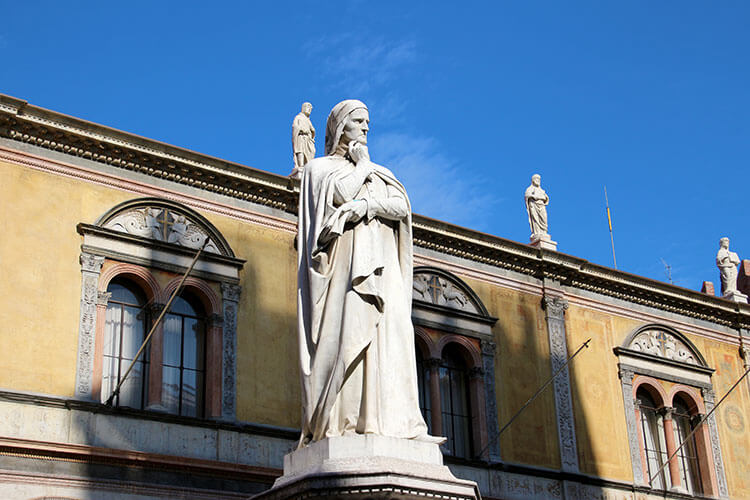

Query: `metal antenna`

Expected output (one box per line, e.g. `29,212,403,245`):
660,258,673,284
604,186,617,269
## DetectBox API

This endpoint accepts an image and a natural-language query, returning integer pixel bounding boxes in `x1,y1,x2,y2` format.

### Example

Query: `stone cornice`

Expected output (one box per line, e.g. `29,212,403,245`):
0,94,296,212
2,94,749,331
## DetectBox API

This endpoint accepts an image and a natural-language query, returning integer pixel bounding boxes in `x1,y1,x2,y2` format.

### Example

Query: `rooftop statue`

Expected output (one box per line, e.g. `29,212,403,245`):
296,99,442,446
525,173,549,237
716,237,745,302
290,102,315,179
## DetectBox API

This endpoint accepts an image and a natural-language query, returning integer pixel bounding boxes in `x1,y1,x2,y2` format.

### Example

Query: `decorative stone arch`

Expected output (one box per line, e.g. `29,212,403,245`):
411,266,499,461
413,325,434,359
75,197,245,421
632,376,669,408
412,266,492,326
98,262,161,300
668,384,707,414
621,323,709,367
615,323,727,497
161,276,222,315
437,334,483,370
94,197,236,257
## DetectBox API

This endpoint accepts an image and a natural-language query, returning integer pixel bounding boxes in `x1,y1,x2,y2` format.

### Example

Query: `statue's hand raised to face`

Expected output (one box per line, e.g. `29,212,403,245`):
348,141,370,164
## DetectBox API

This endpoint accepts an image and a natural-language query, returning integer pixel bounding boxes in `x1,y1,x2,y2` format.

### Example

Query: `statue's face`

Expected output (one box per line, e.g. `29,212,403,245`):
532,175,541,187
341,108,370,146
303,103,312,115
720,238,729,249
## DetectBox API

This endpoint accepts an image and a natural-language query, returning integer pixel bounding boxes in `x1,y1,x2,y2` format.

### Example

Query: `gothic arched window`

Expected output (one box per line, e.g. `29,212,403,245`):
102,278,150,409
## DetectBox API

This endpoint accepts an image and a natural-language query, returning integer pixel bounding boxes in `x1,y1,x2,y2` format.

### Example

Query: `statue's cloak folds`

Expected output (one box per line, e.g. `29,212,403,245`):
297,156,423,444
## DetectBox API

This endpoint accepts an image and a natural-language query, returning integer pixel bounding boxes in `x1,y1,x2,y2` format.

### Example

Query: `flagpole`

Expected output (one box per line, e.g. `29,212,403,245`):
605,186,617,269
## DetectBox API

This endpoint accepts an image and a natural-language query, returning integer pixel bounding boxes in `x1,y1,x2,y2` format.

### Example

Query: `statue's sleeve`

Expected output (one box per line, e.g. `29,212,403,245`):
332,167,365,205
366,182,408,221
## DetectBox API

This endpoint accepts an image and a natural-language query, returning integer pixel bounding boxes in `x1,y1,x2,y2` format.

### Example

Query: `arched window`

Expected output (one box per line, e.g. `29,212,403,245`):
439,345,472,458
637,388,668,490
102,278,149,409
162,292,206,417
415,346,432,433
617,324,726,496
673,397,702,494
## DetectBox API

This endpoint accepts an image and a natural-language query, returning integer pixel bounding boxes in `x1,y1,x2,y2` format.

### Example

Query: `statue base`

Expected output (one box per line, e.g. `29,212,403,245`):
723,290,748,303
529,233,557,251
250,435,480,500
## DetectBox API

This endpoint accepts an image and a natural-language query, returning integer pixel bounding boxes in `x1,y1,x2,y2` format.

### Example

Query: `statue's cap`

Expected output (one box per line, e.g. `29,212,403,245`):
325,99,368,155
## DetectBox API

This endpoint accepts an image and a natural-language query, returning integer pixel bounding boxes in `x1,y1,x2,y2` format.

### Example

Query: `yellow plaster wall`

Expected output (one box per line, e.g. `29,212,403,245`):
464,277,561,470
4,158,749,490
0,160,133,396
209,217,299,428
565,305,640,481
0,159,300,428
702,339,750,497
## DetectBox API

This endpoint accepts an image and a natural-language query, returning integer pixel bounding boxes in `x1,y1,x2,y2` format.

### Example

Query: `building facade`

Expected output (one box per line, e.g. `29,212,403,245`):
1,94,749,499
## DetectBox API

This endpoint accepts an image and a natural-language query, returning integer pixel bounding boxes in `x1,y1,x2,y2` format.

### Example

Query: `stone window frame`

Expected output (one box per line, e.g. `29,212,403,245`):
615,323,728,498
415,325,487,459
412,266,499,461
75,197,244,421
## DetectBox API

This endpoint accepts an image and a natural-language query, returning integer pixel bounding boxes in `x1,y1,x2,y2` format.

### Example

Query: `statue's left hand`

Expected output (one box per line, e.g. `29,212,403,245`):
343,199,368,222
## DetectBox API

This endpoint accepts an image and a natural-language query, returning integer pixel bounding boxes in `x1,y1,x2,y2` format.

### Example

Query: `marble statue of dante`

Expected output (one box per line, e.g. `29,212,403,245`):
716,237,740,295
524,174,549,236
297,99,437,446
290,102,316,179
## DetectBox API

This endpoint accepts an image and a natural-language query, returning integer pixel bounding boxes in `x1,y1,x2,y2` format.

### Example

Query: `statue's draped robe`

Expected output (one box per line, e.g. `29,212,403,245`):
525,185,548,236
297,155,428,445
292,114,316,169
716,248,739,294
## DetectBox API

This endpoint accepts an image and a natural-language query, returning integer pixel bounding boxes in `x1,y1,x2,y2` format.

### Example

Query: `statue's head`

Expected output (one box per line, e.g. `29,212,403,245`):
325,99,369,155
531,174,541,187
302,102,313,115
720,237,730,248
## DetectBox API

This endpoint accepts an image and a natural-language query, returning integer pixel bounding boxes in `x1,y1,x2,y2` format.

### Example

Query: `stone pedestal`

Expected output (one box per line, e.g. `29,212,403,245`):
723,290,748,303
529,233,557,251
251,435,480,500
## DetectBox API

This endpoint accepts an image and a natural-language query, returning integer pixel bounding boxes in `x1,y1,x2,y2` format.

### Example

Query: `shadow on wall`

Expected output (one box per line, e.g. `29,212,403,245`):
475,290,607,500
68,243,297,499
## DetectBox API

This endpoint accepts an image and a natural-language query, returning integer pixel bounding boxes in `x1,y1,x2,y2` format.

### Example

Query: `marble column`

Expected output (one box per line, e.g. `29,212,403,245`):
481,338,501,462
702,388,729,498
221,283,241,420
426,357,443,437
659,407,682,491
542,295,578,473
75,252,105,400
624,381,647,485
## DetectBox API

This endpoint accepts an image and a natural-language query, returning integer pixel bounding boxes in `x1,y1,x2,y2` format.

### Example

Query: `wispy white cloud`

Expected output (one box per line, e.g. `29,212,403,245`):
371,132,502,231
304,34,416,97
305,33,498,231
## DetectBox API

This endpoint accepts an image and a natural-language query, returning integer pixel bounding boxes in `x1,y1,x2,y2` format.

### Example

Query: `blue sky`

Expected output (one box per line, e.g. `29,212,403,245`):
2,1,748,292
